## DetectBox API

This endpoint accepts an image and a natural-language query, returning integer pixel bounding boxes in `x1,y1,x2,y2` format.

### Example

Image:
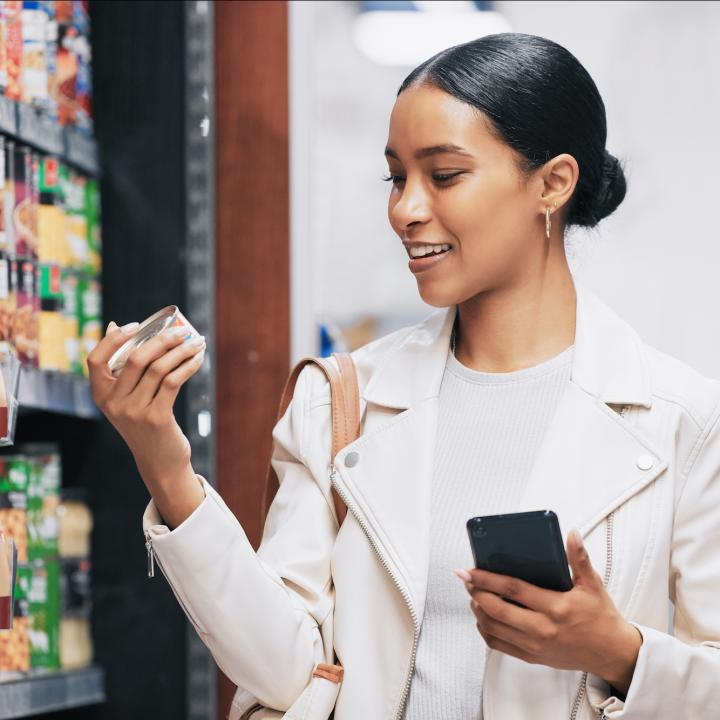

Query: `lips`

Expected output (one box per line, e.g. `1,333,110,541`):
407,246,453,274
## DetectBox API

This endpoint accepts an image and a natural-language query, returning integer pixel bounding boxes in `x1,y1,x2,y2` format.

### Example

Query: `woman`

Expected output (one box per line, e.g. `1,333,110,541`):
87,33,720,719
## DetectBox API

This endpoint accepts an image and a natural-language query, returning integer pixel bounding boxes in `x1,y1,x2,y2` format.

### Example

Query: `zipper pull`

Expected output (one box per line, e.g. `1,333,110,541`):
145,533,155,578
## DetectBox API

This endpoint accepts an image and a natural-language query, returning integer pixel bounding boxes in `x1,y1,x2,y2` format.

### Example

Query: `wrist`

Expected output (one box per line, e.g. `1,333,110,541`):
599,620,643,696
140,461,205,530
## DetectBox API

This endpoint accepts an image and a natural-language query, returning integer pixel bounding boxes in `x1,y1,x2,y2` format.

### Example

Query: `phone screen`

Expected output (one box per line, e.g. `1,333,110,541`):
466,510,573,593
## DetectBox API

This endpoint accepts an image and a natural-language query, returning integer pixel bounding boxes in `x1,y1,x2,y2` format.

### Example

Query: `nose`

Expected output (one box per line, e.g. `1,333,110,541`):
389,176,432,231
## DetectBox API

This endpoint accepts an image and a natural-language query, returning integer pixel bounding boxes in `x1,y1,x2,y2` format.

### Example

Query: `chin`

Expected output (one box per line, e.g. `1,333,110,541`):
416,281,462,309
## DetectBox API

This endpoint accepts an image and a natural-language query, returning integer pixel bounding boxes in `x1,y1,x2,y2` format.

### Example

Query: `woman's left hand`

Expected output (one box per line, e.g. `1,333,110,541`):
456,529,643,696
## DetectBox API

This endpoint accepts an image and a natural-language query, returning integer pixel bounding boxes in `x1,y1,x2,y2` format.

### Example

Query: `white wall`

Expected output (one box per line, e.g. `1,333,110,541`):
291,0,720,377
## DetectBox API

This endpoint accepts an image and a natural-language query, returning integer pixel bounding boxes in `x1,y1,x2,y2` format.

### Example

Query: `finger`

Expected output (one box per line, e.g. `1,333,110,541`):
467,568,557,615
88,321,141,367
566,528,602,588
86,321,141,403
471,599,546,655
480,629,537,665
151,347,206,414
130,335,206,407
469,587,547,636
114,326,193,397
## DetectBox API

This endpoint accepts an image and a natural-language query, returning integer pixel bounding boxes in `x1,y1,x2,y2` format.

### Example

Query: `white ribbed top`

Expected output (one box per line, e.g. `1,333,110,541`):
402,343,574,719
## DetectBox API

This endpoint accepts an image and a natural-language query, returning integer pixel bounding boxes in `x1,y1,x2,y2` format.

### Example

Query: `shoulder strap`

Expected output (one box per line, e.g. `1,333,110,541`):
262,352,360,526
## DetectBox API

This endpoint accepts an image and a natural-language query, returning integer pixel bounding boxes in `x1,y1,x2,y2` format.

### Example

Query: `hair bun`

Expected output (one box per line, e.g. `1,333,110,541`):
595,150,627,222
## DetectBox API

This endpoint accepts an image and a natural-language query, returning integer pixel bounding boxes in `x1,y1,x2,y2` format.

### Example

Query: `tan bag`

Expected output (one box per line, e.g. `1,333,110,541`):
232,352,360,720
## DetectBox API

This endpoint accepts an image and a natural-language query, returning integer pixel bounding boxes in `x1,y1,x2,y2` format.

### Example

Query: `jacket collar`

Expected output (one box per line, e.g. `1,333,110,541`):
361,278,653,410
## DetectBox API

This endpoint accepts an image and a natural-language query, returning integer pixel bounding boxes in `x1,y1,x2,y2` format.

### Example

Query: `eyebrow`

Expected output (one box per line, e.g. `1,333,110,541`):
384,143,474,161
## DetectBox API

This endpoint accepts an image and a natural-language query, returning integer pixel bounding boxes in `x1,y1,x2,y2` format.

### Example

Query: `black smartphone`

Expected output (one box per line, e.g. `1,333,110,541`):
466,510,573,594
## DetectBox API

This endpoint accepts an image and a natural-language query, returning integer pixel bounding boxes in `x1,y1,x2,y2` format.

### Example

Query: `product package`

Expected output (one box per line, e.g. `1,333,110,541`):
0,560,30,671
3,1,23,103
28,556,60,669
0,456,28,564
58,487,91,669
20,0,48,109
0,535,17,630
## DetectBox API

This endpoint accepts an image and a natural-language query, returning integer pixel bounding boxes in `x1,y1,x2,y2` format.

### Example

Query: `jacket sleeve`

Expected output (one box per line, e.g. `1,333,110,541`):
588,397,720,718
142,365,338,711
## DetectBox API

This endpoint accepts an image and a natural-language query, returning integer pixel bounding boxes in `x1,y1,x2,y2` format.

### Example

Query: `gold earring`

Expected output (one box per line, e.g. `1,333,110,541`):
545,206,552,239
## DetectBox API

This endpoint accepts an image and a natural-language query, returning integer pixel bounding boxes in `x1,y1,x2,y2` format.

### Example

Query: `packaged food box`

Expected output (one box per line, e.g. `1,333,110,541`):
55,0,76,126
60,266,80,374
3,139,16,257
62,168,87,269
38,262,64,371
38,156,65,264
13,257,38,365
3,1,23,102
84,176,100,275
12,145,34,259
28,557,60,669
0,563,30,671
0,455,29,564
0,3,8,92
40,0,58,120
77,272,99,377
20,0,48,108
26,447,60,560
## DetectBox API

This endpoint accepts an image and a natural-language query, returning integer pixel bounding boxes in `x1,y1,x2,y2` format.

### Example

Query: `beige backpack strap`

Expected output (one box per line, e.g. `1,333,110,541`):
262,352,360,526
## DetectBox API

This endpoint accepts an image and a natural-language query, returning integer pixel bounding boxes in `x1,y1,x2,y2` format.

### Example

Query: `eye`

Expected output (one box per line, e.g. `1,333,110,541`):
382,174,404,186
432,172,464,185
381,172,464,187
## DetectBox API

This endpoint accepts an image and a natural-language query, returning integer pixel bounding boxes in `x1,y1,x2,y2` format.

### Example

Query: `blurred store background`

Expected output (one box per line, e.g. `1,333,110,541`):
0,1,716,719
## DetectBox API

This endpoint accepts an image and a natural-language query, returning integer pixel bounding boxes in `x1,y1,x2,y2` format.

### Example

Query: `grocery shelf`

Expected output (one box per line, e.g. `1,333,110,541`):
0,96,98,175
18,366,101,420
0,666,105,718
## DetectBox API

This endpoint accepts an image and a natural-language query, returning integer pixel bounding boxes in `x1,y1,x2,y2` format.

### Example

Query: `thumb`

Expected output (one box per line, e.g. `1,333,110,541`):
566,528,600,588
106,320,118,335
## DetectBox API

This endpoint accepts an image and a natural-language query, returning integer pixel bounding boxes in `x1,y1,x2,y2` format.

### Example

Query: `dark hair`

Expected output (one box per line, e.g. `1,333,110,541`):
398,33,627,229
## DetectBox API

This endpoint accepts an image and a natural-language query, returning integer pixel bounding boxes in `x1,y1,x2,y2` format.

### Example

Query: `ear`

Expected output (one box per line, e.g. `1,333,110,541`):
539,152,579,215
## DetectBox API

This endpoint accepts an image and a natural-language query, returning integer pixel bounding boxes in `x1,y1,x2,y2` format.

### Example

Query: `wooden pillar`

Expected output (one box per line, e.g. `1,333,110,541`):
214,1,290,716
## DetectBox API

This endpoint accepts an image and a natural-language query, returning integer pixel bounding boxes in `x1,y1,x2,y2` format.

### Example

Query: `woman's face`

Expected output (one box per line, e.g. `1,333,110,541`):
385,83,571,308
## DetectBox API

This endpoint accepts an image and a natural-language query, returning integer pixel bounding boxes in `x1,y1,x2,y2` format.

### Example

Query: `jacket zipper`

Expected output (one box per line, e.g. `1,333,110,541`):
146,532,156,578
569,503,618,720
569,403,627,720
330,463,420,720
144,530,205,638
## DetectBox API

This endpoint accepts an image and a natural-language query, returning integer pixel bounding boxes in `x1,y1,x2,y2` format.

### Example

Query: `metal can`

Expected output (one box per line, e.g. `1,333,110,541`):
107,305,199,377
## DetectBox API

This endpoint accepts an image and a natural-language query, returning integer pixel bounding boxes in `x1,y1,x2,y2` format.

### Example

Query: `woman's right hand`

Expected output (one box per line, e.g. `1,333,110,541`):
86,321,207,519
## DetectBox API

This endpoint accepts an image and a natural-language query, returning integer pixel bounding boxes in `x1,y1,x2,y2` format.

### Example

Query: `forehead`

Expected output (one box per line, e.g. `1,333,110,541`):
387,83,499,158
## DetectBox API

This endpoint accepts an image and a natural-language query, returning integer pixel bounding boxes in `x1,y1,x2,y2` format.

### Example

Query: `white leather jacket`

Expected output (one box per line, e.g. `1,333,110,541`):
143,281,720,719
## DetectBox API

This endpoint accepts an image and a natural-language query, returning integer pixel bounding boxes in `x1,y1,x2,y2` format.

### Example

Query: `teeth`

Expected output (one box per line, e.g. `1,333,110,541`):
409,244,451,258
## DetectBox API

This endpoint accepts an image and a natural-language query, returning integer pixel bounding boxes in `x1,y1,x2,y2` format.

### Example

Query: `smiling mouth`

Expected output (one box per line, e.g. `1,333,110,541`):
407,243,452,259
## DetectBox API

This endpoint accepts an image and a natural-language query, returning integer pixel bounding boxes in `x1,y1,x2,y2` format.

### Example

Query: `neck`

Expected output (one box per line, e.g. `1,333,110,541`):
453,262,576,373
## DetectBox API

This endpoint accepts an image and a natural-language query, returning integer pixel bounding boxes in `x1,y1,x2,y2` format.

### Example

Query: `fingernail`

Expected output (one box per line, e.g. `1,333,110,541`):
168,326,190,337
186,335,205,347
120,322,140,334
571,528,583,547
106,321,117,333
453,568,472,582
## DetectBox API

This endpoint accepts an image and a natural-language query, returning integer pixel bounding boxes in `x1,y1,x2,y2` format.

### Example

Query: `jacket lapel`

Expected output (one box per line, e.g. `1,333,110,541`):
516,381,667,542
333,279,667,616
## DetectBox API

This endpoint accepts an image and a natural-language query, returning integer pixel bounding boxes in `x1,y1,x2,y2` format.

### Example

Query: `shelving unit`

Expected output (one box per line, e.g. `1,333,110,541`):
17,366,99,419
0,96,98,175
0,666,105,718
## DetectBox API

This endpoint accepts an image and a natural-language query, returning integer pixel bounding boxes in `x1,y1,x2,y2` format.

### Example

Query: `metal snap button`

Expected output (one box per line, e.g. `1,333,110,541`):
636,453,654,471
344,451,359,468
